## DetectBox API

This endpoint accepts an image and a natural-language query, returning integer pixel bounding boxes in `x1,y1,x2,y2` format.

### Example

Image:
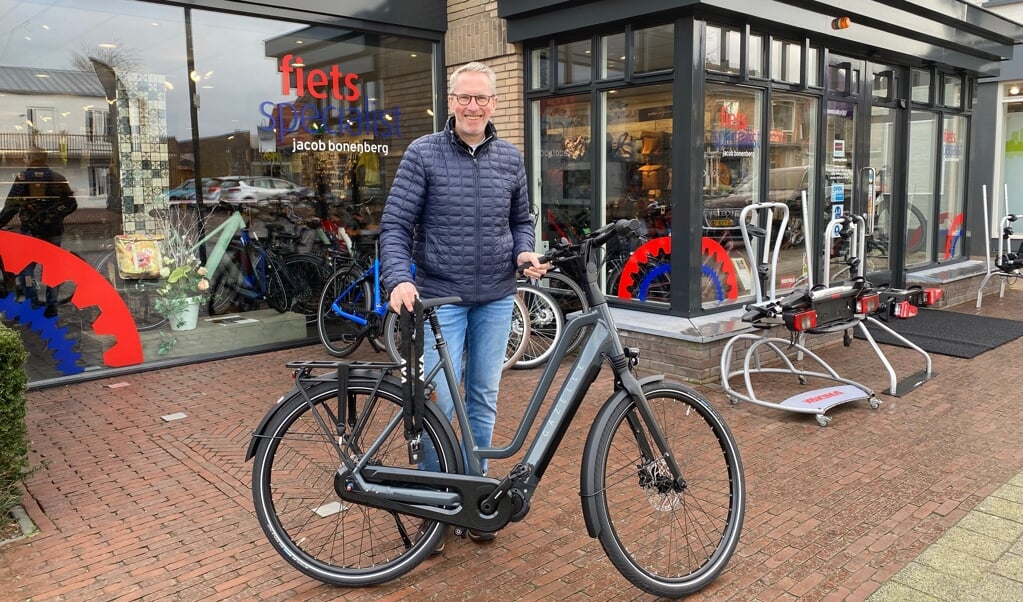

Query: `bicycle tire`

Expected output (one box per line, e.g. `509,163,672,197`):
512,284,563,370
582,380,745,598
208,259,243,316
383,292,530,372
317,265,373,357
94,252,167,330
263,251,290,313
283,253,331,325
250,378,459,586
523,270,590,357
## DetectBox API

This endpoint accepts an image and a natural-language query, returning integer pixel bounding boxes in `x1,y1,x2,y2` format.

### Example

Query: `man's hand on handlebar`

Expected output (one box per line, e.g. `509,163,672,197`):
389,281,419,313
517,251,551,279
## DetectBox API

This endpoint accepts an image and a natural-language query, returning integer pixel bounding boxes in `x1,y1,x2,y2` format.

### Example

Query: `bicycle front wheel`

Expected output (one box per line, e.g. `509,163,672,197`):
283,253,331,325
583,381,745,598
94,252,166,330
317,266,372,357
250,378,459,586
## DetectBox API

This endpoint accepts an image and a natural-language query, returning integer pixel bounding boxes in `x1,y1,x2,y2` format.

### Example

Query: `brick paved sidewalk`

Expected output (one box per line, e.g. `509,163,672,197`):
2,294,1023,600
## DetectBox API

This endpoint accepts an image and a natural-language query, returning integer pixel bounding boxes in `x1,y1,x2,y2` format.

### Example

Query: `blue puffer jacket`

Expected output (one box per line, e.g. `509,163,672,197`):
380,117,535,305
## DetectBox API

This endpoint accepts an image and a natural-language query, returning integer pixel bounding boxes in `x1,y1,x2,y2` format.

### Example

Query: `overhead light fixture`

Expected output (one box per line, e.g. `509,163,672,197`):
831,16,851,30
1010,85,1021,96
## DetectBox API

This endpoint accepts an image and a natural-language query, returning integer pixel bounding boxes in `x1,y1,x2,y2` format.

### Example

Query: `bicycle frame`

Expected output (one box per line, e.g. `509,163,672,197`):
331,224,683,532
328,258,388,328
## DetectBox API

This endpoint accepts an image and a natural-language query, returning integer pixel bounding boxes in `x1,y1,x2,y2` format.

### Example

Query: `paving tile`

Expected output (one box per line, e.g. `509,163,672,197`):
5,292,1023,600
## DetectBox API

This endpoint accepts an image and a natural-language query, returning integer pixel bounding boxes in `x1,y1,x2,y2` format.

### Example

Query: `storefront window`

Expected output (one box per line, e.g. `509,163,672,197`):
602,84,672,303
825,101,856,281
601,33,626,80
748,33,765,79
1001,101,1023,216
807,46,821,87
634,25,674,74
940,114,967,261
769,94,818,290
536,94,592,254
558,39,592,86
770,39,801,84
912,68,932,104
1,0,437,382
942,73,963,109
702,83,763,307
706,25,741,75
530,47,551,89
907,110,939,267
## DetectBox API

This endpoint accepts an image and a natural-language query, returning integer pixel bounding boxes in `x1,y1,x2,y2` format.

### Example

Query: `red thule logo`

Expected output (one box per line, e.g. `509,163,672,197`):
803,390,843,404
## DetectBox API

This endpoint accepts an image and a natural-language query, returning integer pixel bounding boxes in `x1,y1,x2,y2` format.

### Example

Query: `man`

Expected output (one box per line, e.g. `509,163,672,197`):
380,61,548,543
0,147,77,317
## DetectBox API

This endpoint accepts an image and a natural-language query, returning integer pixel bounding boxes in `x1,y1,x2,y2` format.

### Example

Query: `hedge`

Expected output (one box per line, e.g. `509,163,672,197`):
0,322,29,515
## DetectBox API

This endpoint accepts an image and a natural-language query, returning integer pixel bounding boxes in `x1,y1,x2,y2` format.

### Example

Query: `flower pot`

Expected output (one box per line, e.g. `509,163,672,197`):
167,297,201,331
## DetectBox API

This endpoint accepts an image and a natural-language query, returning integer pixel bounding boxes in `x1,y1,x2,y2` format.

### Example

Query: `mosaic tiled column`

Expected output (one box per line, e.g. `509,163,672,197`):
112,72,171,236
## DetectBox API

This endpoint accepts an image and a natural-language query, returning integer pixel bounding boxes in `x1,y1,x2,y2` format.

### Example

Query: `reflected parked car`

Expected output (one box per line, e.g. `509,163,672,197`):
164,178,223,205
702,165,846,248
217,176,314,204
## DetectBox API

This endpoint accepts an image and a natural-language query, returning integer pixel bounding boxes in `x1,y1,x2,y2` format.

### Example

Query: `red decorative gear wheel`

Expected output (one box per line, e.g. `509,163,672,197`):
617,236,738,302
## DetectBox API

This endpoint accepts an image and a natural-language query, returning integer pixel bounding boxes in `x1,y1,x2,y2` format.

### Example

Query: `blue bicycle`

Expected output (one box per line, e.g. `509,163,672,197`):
315,237,532,366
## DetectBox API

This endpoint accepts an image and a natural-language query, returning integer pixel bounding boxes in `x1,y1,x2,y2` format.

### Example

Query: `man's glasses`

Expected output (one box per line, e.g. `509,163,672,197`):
449,94,494,107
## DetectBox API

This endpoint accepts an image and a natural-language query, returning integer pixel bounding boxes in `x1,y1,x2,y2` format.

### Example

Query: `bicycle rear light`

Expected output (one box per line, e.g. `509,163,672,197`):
856,293,880,315
892,300,918,318
784,308,818,331
923,287,944,305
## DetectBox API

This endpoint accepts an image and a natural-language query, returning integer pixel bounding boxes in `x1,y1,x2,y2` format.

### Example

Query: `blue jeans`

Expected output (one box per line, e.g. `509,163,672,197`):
423,295,514,475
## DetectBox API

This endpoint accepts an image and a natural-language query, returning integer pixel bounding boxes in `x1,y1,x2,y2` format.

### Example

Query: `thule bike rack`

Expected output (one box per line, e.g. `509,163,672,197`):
720,197,940,426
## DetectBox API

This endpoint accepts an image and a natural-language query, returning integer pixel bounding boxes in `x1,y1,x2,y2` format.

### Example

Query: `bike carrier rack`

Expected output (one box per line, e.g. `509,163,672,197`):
976,185,1022,308
720,198,938,426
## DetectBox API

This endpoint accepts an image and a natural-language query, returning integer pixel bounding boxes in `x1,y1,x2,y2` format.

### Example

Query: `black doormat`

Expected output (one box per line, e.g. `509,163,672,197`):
856,308,1023,359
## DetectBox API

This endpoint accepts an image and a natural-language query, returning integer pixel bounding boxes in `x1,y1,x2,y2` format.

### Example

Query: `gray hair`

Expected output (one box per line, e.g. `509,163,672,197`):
447,61,497,95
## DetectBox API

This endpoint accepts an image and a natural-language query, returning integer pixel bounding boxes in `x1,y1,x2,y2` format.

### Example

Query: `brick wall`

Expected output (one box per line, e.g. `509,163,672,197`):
445,0,525,152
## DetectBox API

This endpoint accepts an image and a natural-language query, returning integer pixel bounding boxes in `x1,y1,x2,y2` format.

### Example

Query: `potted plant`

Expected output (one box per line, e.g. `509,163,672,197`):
153,210,210,331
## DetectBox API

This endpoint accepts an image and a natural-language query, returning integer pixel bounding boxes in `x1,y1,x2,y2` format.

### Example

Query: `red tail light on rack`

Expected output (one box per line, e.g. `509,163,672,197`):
784,309,818,331
923,288,944,305
856,293,880,315
893,300,918,318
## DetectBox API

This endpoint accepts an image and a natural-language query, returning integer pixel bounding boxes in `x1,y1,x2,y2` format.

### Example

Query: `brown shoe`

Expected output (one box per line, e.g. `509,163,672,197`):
418,521,445,555
467,528,496,543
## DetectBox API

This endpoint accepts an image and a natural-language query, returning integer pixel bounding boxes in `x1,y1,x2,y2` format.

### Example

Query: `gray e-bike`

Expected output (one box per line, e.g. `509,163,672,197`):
246,219,745,598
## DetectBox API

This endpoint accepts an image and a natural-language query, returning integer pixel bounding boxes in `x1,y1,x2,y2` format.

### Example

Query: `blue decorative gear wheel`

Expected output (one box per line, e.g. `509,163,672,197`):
0,294,84,375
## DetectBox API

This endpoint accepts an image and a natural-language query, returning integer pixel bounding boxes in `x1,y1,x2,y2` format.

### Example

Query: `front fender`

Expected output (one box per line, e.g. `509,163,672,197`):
579,374,665,539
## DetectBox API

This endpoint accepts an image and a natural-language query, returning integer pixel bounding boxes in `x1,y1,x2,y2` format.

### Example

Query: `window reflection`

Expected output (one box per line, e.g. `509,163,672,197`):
702,84,762,307
602,84,673,304
0,0,437,381
558,39,592,86
634,25,674,74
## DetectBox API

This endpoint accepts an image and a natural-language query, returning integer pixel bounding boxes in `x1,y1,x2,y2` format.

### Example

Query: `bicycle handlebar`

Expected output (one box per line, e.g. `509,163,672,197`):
518,218,642,274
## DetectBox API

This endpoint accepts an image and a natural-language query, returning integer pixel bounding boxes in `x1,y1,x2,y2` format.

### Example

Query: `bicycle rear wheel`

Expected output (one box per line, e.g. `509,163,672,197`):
250,378,459,586
582,380,745,598
537,270,589,353
512,284,563,369
94,252,166,330
317,266,373,357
